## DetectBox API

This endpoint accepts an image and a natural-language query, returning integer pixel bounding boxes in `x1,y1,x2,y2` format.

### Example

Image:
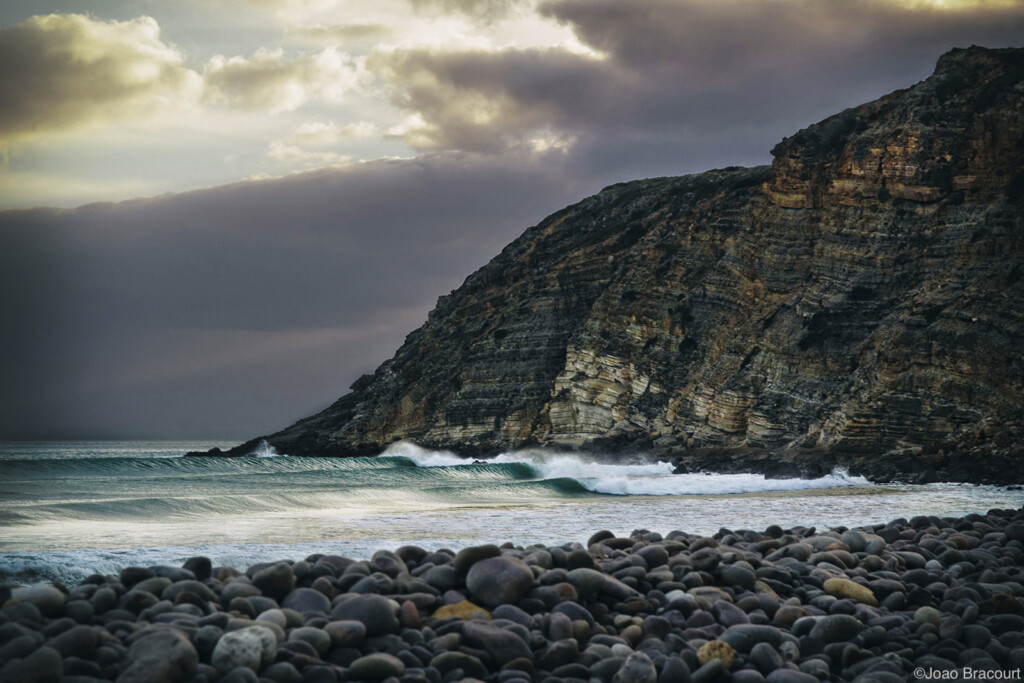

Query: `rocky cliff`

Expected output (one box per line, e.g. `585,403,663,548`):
210,46,1024,483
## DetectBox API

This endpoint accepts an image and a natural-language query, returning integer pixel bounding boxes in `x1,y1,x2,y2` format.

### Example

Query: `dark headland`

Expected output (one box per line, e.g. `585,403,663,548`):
191,46,1024,484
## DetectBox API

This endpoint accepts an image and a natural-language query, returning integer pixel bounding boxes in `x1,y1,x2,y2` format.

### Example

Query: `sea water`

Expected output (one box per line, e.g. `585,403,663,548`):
1,440,1022,585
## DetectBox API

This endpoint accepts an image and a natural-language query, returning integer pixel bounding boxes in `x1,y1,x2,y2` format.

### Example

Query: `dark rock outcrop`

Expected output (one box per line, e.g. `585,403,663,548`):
207,46,1024,482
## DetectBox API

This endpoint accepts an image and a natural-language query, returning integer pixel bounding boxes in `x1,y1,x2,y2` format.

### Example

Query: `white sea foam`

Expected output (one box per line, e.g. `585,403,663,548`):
384,441,871,495
583,469,871,496
251,440,283,457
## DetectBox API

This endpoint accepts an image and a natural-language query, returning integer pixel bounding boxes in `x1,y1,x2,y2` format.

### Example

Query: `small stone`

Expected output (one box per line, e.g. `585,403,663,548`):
255,608,288,628
435,599,491,621
221,581,262,603
288,626,331,657
119,589,159,614
117,630,198,683
914,606,942,627
262,662,302,683
49,625,99,659
613,651,658,683
658,657,692,683
323,620,366,648
462,620,532,666
0,646,62,683
749,642,784,675
765,670,820,682
429,651,489,679
808,614,863,643
418,566,453,594
161,580,218,604
697,640,735,669
714,600,750,627
120,567,156,586
211,625,276,673
193,624,223,662
11,585,66,617
220,667,260,683
822,578,877,606
251,563,296,602
453,544,502,576
466,556,535,608
281,587,330,614
1,634,41,662
720,624,795,653
565,568,609,597
133,577,172,595
331,594,399,636
691,658,727,683
720,565,756,589
183,556,213,581
536,639,579,670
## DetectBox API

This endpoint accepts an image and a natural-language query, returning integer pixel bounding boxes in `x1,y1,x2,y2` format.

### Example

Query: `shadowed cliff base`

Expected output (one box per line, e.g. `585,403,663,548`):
195,46,1024,484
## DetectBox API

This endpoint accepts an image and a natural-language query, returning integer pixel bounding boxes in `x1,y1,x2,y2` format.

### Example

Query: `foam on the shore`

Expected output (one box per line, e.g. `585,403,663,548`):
383,441,870,495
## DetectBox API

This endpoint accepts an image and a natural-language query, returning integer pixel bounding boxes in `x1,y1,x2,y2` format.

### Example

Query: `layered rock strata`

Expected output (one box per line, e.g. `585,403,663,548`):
210,47,1024,482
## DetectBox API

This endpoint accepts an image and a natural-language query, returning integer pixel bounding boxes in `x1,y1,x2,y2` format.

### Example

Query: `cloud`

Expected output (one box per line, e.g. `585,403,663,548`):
407,0,525,20
372,0,1024,162
371,47,604,151
203,46,364,111
290,120,382,145
0,13,201,143
291,23,394,44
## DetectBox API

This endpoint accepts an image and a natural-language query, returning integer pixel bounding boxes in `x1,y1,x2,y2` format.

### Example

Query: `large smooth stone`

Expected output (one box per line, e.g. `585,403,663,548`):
116,630,198,683
331,595,399,636
466,556,535,608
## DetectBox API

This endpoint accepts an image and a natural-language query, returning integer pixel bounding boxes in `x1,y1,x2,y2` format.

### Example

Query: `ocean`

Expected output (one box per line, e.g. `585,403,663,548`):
2,440,1022,586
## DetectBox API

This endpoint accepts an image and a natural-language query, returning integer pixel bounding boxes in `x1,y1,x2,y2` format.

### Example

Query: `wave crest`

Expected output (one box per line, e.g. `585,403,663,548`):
382,441,871,495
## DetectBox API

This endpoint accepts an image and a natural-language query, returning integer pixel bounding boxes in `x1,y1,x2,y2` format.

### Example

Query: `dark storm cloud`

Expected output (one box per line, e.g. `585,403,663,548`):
0,152,587,439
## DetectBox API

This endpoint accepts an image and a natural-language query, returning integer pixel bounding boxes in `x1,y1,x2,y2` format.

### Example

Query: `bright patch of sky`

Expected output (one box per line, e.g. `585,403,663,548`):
0,0,594,207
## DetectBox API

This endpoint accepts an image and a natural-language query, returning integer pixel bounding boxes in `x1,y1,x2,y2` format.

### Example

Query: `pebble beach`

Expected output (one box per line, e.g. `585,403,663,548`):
4,507,1024,683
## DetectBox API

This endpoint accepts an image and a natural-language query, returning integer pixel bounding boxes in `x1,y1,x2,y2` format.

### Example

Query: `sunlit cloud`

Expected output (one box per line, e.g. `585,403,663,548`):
0,14,201,143
203,47,365,112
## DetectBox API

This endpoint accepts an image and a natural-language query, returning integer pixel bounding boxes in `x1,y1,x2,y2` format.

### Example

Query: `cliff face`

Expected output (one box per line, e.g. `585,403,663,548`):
223,46,1024,482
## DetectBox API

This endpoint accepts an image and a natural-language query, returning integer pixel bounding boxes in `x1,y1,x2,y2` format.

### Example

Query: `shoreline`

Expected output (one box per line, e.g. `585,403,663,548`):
3,508,1024,682
186,439,1024,487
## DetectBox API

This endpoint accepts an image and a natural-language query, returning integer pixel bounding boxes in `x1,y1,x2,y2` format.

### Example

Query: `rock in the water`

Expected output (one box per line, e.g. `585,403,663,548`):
117,630,198,683
466,556,535,608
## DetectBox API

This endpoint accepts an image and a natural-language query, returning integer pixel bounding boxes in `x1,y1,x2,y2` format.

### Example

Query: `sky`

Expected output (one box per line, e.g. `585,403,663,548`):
1,0,1022,440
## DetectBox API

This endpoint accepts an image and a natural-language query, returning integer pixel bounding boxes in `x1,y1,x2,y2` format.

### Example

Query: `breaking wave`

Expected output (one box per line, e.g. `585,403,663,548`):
383,441,871,496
